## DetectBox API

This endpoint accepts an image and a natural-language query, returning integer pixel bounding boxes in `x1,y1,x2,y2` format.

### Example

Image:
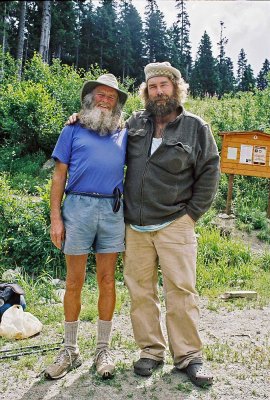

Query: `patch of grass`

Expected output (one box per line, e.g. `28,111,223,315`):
175,382,193,393
204,338,270,367
196,227,255,294
111,331,137,351
204,342,240,363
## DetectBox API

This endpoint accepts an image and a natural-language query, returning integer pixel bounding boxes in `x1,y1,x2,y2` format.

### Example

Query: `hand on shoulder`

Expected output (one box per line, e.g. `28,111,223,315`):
65,113,79,125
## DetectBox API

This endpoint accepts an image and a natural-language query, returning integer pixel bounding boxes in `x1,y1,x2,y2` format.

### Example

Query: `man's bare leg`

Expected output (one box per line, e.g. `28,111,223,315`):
96,253,117,320
64,254,88,321
44,254,87,379
94,253,118,378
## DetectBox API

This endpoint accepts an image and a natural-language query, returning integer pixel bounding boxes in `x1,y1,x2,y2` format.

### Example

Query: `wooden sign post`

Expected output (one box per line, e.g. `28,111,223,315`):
219,130,270,217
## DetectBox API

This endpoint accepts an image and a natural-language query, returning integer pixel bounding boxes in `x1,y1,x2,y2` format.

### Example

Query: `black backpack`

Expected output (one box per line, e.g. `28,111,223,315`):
0,283,25,321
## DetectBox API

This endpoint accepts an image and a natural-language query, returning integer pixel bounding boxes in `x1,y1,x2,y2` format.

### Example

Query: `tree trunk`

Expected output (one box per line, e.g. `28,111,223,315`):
1,3,7,80
17,1,27,79
39,0,51,63
75,2,81,69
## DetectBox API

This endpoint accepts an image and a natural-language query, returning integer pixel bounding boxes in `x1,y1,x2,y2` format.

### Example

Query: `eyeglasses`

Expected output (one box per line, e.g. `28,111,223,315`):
113,187,121,213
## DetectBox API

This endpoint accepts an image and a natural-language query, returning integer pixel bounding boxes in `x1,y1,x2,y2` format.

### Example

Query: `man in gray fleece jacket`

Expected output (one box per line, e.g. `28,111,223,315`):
124,62,220,387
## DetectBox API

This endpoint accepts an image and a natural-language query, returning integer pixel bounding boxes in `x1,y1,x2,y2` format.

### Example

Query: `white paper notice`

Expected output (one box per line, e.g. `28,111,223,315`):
227,147,237,160
253,146,266,165
240,145,253,164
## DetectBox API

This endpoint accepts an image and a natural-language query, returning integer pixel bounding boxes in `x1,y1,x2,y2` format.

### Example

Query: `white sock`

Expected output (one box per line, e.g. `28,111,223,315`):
64,320,79,351
96,319,112,352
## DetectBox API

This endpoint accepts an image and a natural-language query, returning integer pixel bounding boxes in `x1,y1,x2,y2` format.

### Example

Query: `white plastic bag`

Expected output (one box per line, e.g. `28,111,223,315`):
0,305,43,339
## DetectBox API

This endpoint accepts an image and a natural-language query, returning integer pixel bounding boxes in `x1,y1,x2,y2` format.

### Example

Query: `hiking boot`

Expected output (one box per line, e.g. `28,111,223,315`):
94,348,115,379
44,348,82,379
133,357,164,376
183,362,213,388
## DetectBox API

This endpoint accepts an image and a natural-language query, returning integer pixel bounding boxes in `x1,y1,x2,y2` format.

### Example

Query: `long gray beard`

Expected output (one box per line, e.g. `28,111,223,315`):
79,94,122,136
146,96,179,117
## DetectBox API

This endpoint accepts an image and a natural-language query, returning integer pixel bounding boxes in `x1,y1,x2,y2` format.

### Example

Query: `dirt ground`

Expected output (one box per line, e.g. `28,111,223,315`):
0,300,269,400
1,217,269,400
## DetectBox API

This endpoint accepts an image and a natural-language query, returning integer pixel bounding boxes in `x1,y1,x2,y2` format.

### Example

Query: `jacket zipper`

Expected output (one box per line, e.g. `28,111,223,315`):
139,120,158,225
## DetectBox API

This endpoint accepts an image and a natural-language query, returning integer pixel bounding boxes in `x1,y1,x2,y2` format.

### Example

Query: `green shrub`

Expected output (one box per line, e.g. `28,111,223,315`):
257,227,270,243
256,252,270,271
23,55,106,117
0,81,64,154
0,46,19,84
0,174,65,276
123,93,143,120
0,144,50,193
23,55,82,117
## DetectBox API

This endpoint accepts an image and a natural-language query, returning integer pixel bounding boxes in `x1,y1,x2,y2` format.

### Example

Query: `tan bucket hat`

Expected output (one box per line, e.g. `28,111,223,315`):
81,73,128,105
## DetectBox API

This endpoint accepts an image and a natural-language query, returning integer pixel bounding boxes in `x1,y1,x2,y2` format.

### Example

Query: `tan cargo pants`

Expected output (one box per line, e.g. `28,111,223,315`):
124,214,203,369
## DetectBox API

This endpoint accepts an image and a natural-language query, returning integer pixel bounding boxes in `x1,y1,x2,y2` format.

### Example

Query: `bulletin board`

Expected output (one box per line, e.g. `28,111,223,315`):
219,130,270,216
219,130,270,178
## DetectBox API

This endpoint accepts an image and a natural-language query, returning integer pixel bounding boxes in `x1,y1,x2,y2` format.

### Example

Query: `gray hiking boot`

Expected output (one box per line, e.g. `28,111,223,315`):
94,348,115,379
44,348,82,379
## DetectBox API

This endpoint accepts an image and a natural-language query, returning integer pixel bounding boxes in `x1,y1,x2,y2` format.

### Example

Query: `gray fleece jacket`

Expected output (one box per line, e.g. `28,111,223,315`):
124,107,220,225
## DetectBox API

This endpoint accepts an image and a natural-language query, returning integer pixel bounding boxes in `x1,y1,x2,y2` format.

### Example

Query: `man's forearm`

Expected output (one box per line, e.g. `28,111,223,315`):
50,174,66,221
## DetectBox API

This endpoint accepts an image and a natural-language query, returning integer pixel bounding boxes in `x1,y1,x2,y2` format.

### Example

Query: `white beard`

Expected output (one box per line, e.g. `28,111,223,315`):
79,94,122,135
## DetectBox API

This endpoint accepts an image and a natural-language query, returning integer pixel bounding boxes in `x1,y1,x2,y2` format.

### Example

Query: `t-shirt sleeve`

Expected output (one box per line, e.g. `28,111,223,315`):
51,125,74,164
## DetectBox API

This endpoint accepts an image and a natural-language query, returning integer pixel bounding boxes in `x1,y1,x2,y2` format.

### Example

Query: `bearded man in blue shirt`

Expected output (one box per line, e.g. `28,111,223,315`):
44,74,128,380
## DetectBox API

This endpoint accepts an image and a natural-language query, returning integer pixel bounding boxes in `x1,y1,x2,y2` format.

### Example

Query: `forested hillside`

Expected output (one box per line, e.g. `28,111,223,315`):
1,0,269,95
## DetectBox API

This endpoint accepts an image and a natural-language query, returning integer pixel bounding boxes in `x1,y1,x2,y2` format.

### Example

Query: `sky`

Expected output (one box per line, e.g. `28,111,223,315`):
132,0,270,75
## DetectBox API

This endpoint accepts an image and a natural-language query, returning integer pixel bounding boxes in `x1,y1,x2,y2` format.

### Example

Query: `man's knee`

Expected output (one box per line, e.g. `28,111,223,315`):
98,274,115,293
66,278,84,295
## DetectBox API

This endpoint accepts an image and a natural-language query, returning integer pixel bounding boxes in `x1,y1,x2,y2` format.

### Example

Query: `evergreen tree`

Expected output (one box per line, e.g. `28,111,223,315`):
50,1,78,64
190,31,219,98
24,2,43,62
144,0,168,63
95,0,119,75
257,59,270,90
167,25,179,69
237,48,255,91
0,1,19,58
79,1,97,70
72,1,89,70
117,0,135,79
172,0,192,80
117,0,144,82
241,64,255,91
216,21,234,97
237,48,247,90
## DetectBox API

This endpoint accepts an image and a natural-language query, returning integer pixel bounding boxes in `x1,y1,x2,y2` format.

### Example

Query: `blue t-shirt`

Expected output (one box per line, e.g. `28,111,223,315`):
52,123,127,195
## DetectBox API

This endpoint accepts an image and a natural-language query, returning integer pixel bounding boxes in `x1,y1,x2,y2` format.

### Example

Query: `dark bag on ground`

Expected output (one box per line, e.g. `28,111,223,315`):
0,283,26,321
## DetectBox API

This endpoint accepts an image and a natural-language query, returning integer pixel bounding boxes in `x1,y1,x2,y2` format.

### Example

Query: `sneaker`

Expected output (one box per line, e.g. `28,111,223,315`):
94,348,115,379
133,357,164,376
44,348,82,379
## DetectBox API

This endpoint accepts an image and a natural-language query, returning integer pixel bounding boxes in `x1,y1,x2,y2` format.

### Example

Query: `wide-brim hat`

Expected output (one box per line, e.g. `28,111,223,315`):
144,62,181,82
81,73,128,105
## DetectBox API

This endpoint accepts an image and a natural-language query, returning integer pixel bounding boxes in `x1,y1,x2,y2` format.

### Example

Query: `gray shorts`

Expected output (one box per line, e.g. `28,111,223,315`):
61,194,125,255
